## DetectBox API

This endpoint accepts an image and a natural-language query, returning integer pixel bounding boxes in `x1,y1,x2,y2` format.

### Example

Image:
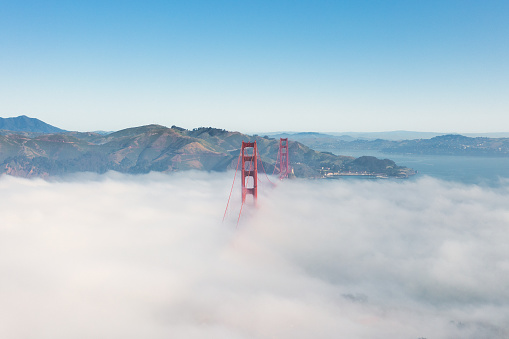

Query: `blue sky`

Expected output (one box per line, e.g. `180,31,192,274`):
1,0,508,133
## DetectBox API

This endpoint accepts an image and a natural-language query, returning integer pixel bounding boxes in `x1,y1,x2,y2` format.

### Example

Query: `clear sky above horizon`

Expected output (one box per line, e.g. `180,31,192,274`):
1,1,508,133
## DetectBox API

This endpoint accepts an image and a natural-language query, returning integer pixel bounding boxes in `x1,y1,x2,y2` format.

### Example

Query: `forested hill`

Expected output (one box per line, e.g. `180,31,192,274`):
0,124,414,178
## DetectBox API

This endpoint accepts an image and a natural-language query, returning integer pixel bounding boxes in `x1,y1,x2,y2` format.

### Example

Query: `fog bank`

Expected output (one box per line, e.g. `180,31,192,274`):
1,172,508,338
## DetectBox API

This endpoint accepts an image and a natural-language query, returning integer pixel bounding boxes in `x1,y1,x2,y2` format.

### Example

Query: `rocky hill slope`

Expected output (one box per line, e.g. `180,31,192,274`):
0,124,414,178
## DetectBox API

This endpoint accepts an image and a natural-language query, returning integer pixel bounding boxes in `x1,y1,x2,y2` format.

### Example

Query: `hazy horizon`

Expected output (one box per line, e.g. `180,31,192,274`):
4,115,509,138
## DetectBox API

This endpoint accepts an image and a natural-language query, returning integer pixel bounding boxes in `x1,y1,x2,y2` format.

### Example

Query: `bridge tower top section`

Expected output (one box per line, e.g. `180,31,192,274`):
241,141,257,202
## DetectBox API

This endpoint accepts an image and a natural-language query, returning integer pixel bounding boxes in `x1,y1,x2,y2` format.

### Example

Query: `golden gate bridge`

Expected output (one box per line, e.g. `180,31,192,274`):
223,138,290,226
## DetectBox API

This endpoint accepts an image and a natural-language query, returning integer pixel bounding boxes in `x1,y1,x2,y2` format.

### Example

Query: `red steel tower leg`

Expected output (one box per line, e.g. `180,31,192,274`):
278,138,290,179
241,141,258,202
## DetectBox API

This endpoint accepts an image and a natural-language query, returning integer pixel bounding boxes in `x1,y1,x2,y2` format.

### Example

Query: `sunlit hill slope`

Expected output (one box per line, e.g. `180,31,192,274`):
0,122,414,178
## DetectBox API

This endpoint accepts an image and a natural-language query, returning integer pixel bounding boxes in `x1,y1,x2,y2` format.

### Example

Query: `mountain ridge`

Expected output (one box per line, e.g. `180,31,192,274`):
0,115,66,134
286,133,509,156
0,122,414,178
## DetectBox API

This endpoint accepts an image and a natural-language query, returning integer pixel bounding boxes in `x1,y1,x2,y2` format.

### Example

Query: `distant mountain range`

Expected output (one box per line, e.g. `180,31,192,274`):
264,131,443,141
268,132,509,156
4,115,509,179
265,131,509,141
0,115,66,134
0,116,414,179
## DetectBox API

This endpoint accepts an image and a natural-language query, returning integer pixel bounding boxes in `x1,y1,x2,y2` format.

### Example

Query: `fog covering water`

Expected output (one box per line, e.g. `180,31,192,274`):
1,171,508,338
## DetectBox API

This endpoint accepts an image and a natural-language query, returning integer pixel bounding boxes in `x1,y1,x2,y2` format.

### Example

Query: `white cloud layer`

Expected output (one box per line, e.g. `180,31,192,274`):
1,172,508,338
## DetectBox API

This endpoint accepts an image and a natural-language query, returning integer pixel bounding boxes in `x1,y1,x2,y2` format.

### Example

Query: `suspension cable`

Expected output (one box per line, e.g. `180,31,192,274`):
223,150,241,222
257,148,276,186
236,199,245,228
272,146,280,176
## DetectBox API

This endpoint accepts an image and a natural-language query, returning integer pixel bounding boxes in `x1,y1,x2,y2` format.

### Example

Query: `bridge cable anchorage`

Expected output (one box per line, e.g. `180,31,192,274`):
223,149,242,222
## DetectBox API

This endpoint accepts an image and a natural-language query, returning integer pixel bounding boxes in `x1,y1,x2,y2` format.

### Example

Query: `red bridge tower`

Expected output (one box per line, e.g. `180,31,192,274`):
241,141,257,202
278,138,290,179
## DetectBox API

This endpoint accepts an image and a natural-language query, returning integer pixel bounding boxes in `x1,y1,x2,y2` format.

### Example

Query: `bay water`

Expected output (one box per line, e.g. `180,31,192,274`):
319,149,509,186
